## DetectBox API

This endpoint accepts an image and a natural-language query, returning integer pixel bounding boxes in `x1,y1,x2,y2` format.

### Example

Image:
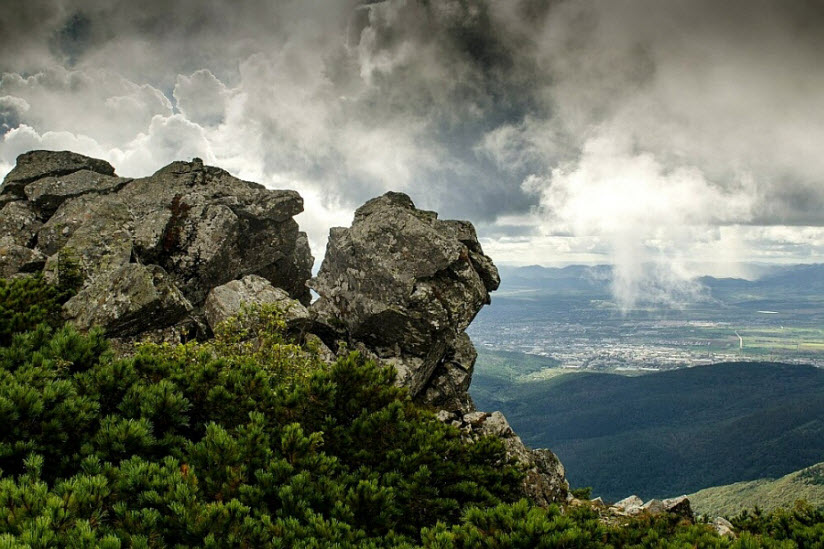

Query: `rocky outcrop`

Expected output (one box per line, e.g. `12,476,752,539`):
712,517,736,538
0,151,313,338
439,409,570,505
309,192,567,504
63,263,192,337
1,152,568,507
309,191,499,413
605,494,693,520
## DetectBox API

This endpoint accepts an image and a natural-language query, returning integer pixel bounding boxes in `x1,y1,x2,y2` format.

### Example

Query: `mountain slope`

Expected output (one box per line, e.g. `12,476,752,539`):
689,462,824,517
471,360,824,501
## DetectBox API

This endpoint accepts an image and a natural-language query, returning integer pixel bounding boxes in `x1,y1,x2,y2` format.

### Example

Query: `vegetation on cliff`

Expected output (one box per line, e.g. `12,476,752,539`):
1,275,823,547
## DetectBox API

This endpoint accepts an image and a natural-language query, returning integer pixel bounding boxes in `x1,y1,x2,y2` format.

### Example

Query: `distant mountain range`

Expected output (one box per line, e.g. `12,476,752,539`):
496,263,824,297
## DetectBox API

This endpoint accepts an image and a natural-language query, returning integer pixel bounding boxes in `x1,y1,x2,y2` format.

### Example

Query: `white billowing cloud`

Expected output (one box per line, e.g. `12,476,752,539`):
0,67,172,144
1,0,824,307
523,128,756,309
0,124,109,174
173,70,233,127
113,114,216,177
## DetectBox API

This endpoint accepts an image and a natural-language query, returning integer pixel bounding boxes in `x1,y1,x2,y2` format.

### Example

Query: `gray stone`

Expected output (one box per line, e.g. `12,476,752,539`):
117,160,311,304
0,151,313,338
63,263,192,337
0,237,46,278
0,201,42,247
304,333,336,363
421,332,477,412
662,496,693,519
38,197,133,256
463,411,489,426
472,411,568,505
712,517,735,538
613,495,645,515
23,170,131,215
204,274,310,332
643,499,666,514
1,150,115,197
435,410,456,423
477,411,514,437
309,191,497,402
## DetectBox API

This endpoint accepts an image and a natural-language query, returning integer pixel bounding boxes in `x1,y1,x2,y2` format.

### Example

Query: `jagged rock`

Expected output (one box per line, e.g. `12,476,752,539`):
470,410,568,505
304,333,336,363
63,263,192,337
421,332,477,412
116,160,311,304
435,410,456,423
613,495,645,516
39,198,134,284
309,191,498,409
204,274,310,332
591,497,606,507
0,237,46,277
609,495,693,520
38,195,134,256
0,151,313,338
0,194,18,209
524,448,569,506
1,150,115,198
643,499,666,514
23,170,131,216
712,517,736,538
305,190,568,506
0,202,42,247
662,496,693,519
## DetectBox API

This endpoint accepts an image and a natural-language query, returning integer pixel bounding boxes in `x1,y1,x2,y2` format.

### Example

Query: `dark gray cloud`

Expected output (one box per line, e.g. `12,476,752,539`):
2,0,824,304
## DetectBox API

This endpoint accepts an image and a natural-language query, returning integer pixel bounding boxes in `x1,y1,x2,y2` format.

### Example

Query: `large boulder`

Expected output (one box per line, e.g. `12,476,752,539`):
63,263,192,337
204,274,311,333
309,192,499,411
116,159,311,305
0,150,115,198
0,237,45,278
0,151,313,338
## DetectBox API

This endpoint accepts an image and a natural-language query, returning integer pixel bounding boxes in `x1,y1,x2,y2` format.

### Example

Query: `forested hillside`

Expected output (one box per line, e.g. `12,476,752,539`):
690,462,824,517
472,359,824,500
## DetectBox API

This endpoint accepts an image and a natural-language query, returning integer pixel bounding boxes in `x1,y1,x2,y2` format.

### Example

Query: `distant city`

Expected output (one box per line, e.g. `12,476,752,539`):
468,264,824,374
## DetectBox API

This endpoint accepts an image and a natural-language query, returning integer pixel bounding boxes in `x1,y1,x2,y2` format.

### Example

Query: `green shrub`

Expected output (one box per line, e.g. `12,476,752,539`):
2,277,824,547
0,275,70,346
0,296,522,546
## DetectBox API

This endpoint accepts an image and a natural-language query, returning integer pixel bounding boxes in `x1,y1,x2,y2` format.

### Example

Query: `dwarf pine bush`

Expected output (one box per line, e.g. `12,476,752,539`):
1,275,823,547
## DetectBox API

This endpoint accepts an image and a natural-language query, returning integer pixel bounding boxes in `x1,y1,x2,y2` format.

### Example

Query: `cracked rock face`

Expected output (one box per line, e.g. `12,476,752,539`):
0,150,313,338
310,191,499,411
204,274,311,333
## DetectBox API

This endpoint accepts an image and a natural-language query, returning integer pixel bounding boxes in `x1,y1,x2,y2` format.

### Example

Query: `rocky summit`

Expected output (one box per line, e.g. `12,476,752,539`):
0,150,568,505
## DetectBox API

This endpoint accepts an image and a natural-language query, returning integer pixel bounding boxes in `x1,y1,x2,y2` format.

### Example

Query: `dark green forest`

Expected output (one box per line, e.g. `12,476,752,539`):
472,357,824,501
2,275,824,547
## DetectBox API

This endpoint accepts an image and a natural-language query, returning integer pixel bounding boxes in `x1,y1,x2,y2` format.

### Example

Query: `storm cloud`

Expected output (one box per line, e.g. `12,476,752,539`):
2,0,823,307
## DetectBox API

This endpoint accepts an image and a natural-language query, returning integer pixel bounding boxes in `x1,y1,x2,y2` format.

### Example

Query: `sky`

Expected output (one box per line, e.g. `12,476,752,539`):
1,0,823,307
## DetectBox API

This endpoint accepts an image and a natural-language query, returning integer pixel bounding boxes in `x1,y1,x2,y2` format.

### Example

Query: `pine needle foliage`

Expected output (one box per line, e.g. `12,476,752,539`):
1,278,824,547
